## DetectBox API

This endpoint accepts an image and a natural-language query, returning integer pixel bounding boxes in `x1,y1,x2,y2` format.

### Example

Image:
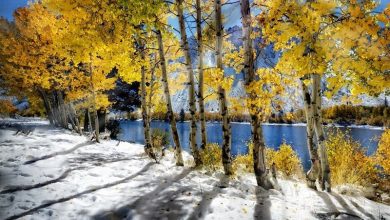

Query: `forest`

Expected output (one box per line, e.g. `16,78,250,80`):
0,0,389,219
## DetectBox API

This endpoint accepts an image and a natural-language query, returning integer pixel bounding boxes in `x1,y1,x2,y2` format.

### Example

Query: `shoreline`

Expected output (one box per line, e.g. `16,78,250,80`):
117,119,386,131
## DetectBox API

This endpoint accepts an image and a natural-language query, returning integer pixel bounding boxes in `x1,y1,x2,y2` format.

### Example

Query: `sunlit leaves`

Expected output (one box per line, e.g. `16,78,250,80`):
245,68,285,120
203,68,233,102
257,0,389,102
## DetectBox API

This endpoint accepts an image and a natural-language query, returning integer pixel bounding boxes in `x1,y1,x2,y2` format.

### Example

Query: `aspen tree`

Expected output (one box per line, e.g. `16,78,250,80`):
176,0,202,166
215,0,233,175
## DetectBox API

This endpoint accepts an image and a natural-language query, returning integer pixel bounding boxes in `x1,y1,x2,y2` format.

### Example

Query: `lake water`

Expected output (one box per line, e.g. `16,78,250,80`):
118,120,384,171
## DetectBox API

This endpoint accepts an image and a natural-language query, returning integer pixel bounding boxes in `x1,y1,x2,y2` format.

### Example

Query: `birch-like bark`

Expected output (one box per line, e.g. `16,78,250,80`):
69,103,82,135
147,55,155,122
215,0,232,175
196,0,207,150
157,29,184,166
177,0,202,166
312,74,331,192
301,78,320,189
138,38,156,161
89,55,100,143
67,105,77,132
241,0,273,189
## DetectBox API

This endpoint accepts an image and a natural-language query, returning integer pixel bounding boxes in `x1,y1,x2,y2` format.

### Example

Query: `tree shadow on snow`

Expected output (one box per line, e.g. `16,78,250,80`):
333,194,376,220
187,175,229,220
24,141,94,165
67,152,145,167
92,168,193,220
314,191,363,220
0,168,77,194
2,153,147,194
253,187,272,220
4,162,154,220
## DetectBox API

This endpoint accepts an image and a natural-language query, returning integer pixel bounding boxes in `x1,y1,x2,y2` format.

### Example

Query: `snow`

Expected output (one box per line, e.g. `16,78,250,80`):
1,119,389,220
332,124,386,131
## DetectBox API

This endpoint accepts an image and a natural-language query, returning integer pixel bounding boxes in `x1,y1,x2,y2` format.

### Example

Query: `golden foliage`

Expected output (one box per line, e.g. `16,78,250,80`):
326,129,378,186
245,68,285,120
203,68,234,102
257,0,389,99
265,143,303,178
199,143,223,171
233,142,302,177
0,100,17,116
376,129,390,176
233,143,253,174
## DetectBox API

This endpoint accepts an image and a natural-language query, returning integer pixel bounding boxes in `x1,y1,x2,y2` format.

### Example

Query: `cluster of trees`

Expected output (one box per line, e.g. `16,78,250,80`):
0,0,389,191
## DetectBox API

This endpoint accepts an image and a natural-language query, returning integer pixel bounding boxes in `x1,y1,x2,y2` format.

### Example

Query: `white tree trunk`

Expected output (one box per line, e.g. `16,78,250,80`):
138,39,155,161
157,29,184,166
312,74,331,192
215,0,232,175
301,78,320,189
89,58,100,143
196,0,207,150
177,0,202,166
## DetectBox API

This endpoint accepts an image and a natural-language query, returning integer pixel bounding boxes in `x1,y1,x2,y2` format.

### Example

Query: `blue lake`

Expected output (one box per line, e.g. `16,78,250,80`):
118,120,384,171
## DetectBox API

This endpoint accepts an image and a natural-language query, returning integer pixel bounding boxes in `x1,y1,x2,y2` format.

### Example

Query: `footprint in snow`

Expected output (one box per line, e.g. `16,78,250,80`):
8,195,15,202
7,158,17,162
19,173,31,177
45,174,54,178
88,173,99,177
47,210,53,216
113,174,125,178
18,205,30,210
25,155,35,160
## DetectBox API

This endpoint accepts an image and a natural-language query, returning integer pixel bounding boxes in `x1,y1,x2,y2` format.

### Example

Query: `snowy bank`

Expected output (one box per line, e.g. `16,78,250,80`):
0,120,389,220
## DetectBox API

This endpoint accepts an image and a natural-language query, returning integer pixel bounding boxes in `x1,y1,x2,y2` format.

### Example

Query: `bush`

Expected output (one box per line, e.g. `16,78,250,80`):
376,129,390,176
0,100,17,117
150,128,170,159
291,105,390,126
367,116,384,127
233,142,303,178
127,112,139,120
326,129,378,187
266,143,303,178
151,111,169,121
199,143,222,171
106,120,120,139
233,142,253,173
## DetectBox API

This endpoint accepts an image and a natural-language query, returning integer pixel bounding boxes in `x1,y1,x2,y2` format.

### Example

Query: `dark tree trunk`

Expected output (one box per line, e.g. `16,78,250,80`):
38,88,54,125
57,91,68,129
84,108,90,132
241,0,274,189
98,109,106,133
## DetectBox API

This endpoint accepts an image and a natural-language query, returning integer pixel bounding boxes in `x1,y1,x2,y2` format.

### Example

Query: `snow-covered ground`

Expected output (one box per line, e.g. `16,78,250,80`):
1,119,389,220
